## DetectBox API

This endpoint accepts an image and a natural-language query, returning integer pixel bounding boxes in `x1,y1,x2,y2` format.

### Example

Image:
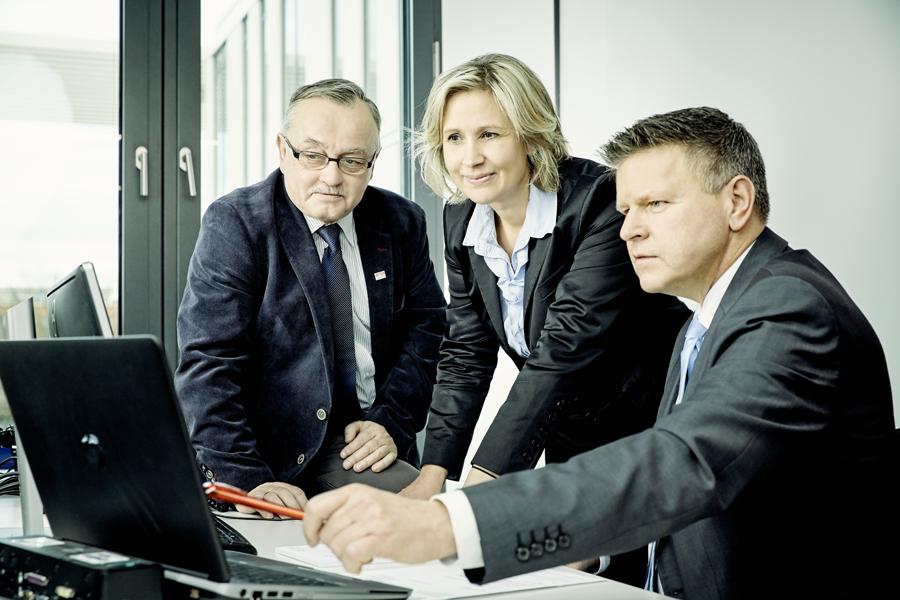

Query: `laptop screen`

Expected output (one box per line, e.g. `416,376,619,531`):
0,336,231,582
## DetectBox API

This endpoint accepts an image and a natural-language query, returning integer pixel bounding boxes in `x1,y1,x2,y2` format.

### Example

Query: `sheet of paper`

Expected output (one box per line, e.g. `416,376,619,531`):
276,544,604,599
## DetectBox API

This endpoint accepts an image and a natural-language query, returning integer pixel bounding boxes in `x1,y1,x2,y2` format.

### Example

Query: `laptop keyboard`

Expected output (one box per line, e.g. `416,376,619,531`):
228,559,340,586
213,514,258,555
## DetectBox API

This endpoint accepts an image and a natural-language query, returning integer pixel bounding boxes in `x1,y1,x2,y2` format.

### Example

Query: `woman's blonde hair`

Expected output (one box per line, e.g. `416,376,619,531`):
414,54,569,202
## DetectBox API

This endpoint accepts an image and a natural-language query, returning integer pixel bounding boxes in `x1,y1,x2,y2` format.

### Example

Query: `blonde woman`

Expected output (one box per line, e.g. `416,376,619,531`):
402,54,688,583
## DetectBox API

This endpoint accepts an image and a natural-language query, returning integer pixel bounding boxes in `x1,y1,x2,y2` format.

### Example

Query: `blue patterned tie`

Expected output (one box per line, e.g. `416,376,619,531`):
676,314,708,406
645,314,708,591
317,224,358,413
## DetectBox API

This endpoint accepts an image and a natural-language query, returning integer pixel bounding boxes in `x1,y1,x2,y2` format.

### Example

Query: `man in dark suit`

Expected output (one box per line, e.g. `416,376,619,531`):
175,79,445,513
301,107,895,599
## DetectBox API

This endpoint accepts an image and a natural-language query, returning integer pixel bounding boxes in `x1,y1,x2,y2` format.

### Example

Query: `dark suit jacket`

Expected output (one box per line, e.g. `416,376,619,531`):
175,170,446,490
422,157,689,479
463,228,896,599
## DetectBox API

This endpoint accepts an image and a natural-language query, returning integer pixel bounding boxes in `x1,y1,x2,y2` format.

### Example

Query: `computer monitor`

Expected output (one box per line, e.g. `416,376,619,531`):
46,262,114,338
3,297,44,535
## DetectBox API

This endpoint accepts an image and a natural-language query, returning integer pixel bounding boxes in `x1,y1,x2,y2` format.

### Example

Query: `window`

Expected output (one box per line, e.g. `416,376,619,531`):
0,0,121,421
201,0,403,213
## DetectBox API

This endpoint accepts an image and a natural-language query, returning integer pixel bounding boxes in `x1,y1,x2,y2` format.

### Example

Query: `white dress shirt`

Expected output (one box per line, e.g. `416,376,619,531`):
461,184,557,357
304,212,376,410
434,242,757,570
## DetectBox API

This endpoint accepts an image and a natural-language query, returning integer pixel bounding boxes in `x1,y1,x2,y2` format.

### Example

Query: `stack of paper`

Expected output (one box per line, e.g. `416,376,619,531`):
275,544,604,600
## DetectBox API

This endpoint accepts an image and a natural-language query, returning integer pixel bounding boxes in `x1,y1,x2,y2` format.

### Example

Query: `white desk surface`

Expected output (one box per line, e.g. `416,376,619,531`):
223,511,663,599
0,497,662,599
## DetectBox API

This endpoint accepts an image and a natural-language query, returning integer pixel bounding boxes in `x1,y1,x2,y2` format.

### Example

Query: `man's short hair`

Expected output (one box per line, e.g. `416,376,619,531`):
599,107,770,222
282,78,381,143
414,53,569,203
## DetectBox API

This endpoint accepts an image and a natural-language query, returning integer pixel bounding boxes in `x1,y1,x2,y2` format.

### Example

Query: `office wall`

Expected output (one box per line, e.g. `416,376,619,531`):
558,0,900,419
441,0,900,455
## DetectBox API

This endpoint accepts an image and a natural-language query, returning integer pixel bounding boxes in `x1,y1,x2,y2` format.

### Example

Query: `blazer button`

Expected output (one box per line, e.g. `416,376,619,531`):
296,453,305,465
529,542,544,559
544,537,558,553
515,546,531,562
316,408,327,421
558,533,571,549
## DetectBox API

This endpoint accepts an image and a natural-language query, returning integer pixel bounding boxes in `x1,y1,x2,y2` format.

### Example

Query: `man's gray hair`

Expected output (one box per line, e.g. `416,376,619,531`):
282,78,381,135
599,107,769,222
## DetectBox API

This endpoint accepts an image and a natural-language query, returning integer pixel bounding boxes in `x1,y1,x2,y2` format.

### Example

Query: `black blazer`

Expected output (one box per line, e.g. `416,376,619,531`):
175,170,446,490
422,157,689,479
463,228,896,599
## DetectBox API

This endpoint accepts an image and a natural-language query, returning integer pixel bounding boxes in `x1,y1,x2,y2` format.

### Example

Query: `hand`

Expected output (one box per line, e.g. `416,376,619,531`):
304,483,457,573
340,421,398,473
399,464,448,499
236,481,308,519
462,466,495,488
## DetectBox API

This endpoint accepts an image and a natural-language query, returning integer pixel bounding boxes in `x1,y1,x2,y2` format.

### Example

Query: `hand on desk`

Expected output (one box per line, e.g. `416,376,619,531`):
340,420,398,473
304,483,457,574
236,481,309,518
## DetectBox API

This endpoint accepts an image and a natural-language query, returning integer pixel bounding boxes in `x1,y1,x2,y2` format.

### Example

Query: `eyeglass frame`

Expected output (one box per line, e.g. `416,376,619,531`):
280,134,378,175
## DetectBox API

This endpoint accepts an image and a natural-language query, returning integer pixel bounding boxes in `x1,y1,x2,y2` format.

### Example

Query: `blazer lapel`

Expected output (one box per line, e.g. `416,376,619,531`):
274,180,335,377
354,193,393,367
658,318,691,417
522,233,552,334
469,247,506,342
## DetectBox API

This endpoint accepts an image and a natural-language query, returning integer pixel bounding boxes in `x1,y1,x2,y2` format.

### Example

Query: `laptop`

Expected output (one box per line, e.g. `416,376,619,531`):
0,335,411,599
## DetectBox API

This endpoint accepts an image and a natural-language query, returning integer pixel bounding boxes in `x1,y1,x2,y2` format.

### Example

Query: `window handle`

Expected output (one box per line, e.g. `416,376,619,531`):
134,146,149,197
179,146,197,197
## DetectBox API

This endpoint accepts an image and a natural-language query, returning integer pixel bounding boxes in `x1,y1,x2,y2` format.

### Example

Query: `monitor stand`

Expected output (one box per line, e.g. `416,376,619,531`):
5,297,45,535
15,429,44,535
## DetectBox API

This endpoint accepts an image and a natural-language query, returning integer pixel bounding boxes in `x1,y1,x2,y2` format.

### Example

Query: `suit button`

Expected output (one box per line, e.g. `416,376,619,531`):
296,453,305,465
529,542,544,558
558,533,571,549
544,537,557,553
515,546,530,562
316,408,327,421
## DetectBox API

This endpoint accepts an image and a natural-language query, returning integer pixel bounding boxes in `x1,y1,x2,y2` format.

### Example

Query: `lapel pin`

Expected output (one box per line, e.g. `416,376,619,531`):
374,270,387,281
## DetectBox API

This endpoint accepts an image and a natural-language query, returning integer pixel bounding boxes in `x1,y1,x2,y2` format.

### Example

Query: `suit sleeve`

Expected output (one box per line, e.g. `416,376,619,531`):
174,201,273,489
365,206,446,461
420,206,501,480
461,274,842,582
471,178,643,475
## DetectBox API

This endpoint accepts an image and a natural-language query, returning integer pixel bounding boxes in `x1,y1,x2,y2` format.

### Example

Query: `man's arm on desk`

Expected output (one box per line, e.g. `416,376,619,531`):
305,448,659,584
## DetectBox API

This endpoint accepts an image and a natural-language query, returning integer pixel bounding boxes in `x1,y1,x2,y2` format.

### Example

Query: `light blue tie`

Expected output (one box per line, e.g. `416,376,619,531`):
675,314,708,406
645,314,709,591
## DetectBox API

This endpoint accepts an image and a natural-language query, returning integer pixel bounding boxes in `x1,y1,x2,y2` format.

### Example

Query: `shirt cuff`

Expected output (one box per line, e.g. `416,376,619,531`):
432,490,485,570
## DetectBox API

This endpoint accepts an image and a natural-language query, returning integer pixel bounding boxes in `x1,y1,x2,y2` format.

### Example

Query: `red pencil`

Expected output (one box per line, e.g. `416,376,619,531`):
204,481,305,520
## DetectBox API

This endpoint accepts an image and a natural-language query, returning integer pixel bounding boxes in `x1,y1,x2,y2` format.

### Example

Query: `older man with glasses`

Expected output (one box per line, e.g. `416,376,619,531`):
175,79,446,515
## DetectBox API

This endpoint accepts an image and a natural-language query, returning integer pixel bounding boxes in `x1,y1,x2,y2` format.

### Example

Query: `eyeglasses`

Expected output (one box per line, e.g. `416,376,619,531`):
281,135,377,175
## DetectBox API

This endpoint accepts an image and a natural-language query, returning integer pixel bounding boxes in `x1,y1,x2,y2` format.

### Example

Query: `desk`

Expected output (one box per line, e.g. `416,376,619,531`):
223,511,663,599
0,498,661,599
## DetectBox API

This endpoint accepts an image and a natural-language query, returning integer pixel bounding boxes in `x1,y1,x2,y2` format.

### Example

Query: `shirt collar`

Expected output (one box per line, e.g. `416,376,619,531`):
696,241,756,328
303,211,358,249
462,184,557,249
